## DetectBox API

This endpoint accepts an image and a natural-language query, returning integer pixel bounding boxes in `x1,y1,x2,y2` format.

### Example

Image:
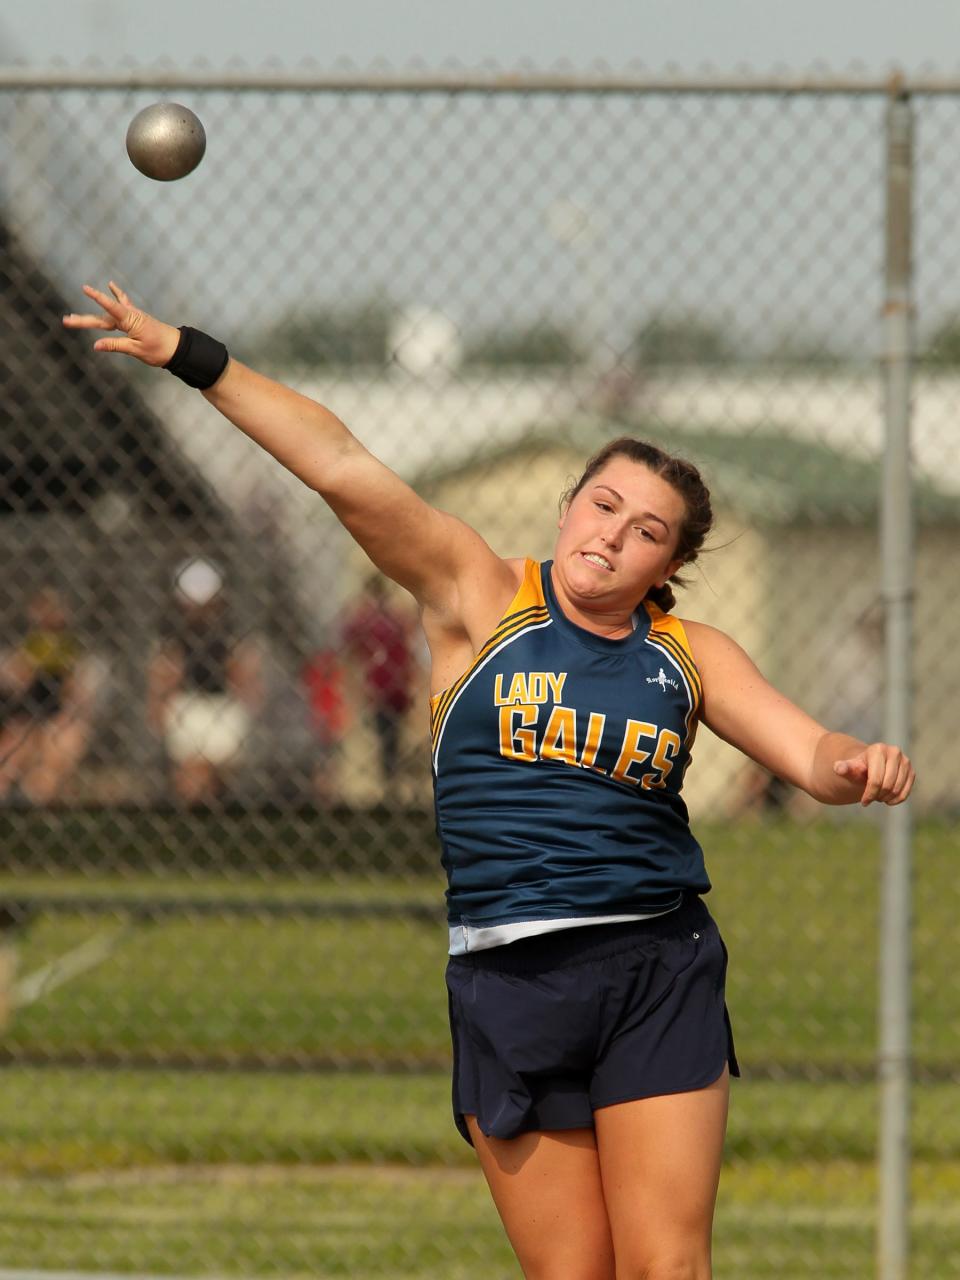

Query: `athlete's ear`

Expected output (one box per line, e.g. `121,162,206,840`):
656,558,684,587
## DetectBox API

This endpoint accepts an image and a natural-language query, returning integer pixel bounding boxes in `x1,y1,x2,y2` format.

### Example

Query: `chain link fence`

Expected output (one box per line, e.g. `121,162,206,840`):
0,70,957,1278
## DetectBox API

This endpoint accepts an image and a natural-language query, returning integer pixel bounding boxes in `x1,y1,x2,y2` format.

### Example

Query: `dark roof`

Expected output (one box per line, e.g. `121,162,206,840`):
0,218,221,520
416,417,960,526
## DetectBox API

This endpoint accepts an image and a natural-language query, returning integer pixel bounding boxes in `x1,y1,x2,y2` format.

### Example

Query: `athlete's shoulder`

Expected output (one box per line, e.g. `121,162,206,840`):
680,620,759,691
680,619,734,653
503,556,532,586
673,616,710,643
459,555,539,638
502,557,544,609
646,605,699,658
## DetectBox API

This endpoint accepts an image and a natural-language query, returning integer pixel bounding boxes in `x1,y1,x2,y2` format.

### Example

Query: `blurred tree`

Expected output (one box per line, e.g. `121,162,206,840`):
632,314,734,368
920,315,960,367
760,330,845,368
254,300,392,368
463,322,582,368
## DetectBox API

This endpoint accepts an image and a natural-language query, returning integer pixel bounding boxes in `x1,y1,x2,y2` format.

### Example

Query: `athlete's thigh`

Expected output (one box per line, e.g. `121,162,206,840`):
466,1116,616,1280
594,1068,729,1277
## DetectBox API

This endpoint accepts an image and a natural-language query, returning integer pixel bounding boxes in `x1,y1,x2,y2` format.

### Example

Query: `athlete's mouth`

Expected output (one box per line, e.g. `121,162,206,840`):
581,551,613,571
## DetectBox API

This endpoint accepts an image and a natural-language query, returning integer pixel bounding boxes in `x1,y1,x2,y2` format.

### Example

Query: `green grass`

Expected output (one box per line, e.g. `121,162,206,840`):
0,1167,515,1279
2,1069,960,1173
0,1070,464,1171
1,1165,954,1280
1,1165,956,1279
0,1072,958,1277
3,819,958,1069
0,817,956,1275
7,914,449,1061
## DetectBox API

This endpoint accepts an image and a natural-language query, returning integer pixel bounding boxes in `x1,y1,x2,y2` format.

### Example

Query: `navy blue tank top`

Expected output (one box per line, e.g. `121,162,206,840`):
431,559,710,942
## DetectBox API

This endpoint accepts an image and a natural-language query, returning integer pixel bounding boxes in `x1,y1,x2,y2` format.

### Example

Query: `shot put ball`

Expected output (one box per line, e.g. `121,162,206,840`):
125,102,206,181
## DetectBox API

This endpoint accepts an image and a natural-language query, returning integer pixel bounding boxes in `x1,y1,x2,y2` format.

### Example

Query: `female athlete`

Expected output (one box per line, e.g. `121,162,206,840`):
64,284,914,1280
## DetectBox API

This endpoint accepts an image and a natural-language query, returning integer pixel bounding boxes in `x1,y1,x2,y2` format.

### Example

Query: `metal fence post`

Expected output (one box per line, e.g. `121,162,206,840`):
878,84,915,1280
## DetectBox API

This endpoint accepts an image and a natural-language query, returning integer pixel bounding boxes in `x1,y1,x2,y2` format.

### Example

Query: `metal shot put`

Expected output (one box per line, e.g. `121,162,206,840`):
125,103,206,181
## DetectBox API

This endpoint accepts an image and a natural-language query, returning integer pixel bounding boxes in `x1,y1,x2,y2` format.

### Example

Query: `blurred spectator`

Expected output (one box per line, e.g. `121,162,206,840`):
340,576,416,786
0,587,102,804
301,646,349,805
148,557,263,806
738,766,794,818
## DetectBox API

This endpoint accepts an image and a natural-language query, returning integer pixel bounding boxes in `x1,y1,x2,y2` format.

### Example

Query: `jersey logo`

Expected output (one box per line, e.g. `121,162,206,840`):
646,667,679,692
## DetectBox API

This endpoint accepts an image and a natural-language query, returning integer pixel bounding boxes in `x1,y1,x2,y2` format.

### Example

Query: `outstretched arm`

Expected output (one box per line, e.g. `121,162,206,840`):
62,283,513,617
686,621,914,807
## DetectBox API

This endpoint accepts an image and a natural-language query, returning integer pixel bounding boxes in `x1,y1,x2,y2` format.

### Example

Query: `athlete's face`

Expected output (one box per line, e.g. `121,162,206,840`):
553,459,687,619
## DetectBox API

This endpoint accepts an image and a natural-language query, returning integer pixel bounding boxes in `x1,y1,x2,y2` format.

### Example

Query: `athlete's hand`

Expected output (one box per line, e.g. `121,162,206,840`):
834,743,915,806
62,282,180,368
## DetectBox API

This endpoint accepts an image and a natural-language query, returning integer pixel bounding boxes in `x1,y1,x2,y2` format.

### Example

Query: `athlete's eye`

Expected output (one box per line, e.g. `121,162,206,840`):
594,501,613,513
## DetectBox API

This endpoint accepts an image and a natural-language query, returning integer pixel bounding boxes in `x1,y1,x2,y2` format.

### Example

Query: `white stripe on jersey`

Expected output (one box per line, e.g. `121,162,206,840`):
448,898,684,954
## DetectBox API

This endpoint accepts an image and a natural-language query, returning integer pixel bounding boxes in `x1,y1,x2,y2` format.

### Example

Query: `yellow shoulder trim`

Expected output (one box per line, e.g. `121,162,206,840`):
429,561,548,734
509,557,547,615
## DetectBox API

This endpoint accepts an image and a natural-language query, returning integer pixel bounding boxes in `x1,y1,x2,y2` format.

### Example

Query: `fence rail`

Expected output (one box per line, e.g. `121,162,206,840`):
5,67,960,93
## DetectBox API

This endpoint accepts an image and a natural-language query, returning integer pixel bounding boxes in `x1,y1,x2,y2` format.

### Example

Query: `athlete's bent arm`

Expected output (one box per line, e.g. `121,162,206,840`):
686,621,914,807
62,283,515,621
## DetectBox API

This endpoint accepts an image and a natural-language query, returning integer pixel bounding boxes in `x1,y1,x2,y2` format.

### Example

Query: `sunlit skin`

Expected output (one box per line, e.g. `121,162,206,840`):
551,458,687,637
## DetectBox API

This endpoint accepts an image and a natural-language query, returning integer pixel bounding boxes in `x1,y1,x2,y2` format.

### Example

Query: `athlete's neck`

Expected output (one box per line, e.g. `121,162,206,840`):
549,568,639,639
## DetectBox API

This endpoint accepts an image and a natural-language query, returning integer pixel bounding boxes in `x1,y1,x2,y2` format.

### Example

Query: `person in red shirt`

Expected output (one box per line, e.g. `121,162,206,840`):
301,646,349,804
341,577,415,786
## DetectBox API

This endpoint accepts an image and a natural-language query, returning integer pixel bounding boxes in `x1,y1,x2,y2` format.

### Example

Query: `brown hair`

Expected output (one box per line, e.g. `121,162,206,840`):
561,437,713,612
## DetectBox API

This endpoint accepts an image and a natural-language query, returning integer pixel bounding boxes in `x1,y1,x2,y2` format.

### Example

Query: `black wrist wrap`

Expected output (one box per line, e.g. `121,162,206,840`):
164,326,230,389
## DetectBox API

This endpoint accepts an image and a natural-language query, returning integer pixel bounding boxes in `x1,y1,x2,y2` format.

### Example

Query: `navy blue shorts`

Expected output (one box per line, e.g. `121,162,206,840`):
445,894,739,1144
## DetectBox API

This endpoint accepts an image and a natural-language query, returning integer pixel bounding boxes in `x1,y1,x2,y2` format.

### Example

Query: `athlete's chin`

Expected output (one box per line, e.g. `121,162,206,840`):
569,566,638,604
564,572,610,602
